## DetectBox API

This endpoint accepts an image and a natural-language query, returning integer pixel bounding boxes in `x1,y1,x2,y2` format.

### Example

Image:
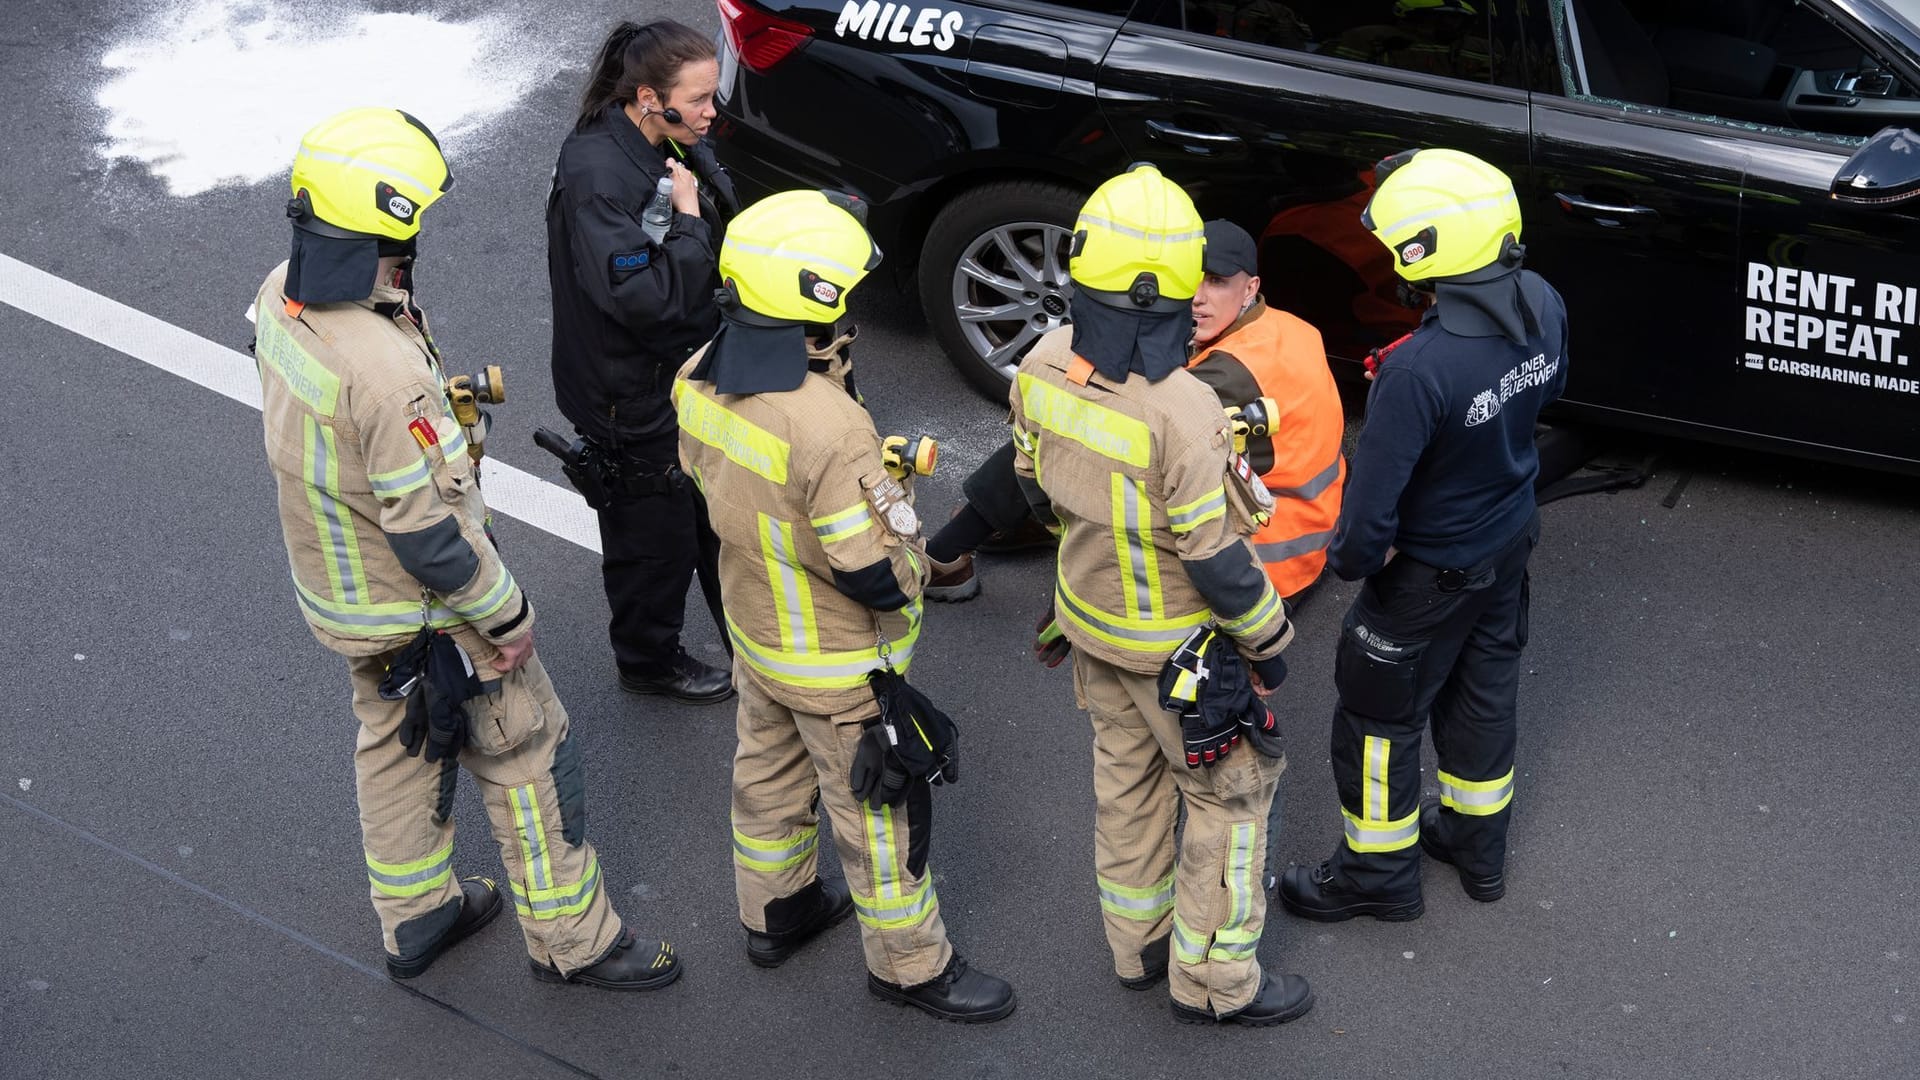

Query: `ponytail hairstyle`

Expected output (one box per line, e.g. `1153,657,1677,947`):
575,20,718,133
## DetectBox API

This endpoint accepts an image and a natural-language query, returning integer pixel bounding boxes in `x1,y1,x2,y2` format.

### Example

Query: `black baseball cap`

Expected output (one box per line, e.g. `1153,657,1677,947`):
1202,219,1259,277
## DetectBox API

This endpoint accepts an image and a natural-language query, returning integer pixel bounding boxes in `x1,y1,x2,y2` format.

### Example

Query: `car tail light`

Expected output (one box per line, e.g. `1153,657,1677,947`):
718,0,814,74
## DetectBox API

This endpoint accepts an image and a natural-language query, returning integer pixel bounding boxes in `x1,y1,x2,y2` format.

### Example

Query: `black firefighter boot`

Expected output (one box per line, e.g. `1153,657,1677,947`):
869,953,1017,1023
1170,971,1316,1027
385,875,504,979
1279,860,1424,923
746,878,855,967
530,926,683,991
1421,802,1505,902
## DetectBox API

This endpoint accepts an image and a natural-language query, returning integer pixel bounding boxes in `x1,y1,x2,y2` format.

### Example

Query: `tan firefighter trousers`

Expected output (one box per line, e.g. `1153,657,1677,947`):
729,661,954,987
347,646,624,975
1074,653,1284,1016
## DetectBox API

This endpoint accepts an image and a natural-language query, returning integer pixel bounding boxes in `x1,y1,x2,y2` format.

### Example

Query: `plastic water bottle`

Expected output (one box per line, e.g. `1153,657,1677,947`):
641,176,674,245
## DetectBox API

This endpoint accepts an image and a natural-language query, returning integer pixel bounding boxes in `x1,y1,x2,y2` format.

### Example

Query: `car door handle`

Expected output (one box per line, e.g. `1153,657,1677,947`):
1555,192,1659,227
1146,119,1243,153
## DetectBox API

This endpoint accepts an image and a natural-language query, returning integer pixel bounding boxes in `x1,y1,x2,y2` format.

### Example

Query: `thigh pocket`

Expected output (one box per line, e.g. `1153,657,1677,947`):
1208,745,1278,801
1335,619,1427,722
463,669,548,756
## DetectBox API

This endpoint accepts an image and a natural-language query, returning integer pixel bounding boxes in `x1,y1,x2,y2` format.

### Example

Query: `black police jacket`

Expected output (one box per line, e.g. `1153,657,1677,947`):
546,104,738,449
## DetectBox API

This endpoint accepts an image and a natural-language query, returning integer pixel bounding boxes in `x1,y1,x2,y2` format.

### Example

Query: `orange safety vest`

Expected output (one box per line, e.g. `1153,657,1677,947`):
1189,303,1345,598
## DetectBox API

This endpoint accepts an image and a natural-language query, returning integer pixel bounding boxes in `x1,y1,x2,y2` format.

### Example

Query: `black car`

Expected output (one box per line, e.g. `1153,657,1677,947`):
711,0,1920,473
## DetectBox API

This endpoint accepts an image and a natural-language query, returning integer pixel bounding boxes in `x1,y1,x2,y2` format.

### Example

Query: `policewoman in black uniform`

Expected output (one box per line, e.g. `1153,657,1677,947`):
1277,148,1568,921
547,20,739,704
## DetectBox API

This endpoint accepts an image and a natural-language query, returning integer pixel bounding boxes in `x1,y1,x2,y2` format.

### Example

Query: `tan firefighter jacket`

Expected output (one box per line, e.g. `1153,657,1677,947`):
253,262,532,659
674,351,927,715
1011,328,1291,676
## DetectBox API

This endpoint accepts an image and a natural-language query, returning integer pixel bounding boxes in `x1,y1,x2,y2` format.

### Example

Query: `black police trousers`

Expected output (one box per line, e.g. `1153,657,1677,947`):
595,432,726,677
1327,512,1538,897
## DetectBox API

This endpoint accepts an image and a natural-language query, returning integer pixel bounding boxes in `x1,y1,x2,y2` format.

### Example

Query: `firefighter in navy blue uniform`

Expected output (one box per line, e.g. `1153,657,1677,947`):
1278,148,1568,921
547,20,738,704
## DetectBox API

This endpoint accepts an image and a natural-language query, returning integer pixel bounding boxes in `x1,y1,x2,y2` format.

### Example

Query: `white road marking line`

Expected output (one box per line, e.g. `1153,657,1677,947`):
0,252,602,553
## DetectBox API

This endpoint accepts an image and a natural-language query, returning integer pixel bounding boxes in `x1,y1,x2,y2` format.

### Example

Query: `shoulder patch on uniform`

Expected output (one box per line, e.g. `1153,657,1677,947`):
610,250,651,278
863,472,920,540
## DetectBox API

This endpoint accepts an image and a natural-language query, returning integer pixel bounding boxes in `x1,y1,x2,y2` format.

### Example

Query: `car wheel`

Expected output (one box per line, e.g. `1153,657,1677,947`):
918,179,1083,400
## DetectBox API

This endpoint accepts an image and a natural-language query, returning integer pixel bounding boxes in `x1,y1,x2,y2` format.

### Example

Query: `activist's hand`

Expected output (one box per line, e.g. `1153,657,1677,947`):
1034,602,1071,668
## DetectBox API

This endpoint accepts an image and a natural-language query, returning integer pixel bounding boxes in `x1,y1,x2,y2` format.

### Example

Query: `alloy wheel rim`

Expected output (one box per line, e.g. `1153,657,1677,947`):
948,220,1075,380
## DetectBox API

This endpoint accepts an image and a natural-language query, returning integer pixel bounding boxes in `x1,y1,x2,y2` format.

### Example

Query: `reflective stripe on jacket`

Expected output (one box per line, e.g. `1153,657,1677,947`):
254,261,529,658
1010,328,1287,676
674,351,925,714
1189,301,1346,598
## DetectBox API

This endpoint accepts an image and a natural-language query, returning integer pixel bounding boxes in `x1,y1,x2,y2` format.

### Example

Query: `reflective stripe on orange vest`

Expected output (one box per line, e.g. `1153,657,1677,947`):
1190,303,1346,598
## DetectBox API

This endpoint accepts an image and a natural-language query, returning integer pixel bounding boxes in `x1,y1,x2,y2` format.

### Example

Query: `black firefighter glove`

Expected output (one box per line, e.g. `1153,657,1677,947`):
1159,627,1238,768
1210,642,1285,760
388,629,486,764
851,668,961,806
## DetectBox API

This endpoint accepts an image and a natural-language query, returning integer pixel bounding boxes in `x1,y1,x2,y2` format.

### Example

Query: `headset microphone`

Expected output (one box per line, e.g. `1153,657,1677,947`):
643,104,686,126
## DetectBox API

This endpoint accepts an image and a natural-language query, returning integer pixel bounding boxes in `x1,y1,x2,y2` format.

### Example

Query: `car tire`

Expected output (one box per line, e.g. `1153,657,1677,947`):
917,179,1084,400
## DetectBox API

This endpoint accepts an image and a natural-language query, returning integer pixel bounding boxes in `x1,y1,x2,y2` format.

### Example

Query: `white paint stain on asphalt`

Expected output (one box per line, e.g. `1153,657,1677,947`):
16,778,30,793
95,1,560,197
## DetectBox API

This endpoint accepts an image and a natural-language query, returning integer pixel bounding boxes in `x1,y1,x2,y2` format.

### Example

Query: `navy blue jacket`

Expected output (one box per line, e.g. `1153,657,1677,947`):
1327,276,1569,579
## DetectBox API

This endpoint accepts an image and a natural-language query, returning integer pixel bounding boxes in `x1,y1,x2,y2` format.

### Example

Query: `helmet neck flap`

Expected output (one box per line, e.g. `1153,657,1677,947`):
1069,292,1193,383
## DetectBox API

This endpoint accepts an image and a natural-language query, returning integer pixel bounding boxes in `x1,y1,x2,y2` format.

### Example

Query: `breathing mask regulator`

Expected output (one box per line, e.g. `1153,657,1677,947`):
445,365,506,462
1224,396,1279,456
880,434,938,480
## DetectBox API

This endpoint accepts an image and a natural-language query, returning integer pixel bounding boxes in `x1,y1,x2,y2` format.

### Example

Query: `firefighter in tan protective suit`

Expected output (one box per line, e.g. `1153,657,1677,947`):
674,190,1015,1023
1013,165,1314,1026
254,107,678,990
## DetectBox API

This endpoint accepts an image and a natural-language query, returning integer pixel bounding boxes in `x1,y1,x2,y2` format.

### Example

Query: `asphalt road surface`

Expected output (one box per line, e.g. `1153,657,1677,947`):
3,3,1917,1078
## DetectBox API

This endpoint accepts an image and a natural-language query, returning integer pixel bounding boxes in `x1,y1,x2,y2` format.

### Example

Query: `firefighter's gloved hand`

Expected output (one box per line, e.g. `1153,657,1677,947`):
1034,601,1071,668
1182,708,1239,769
849,722,913,806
